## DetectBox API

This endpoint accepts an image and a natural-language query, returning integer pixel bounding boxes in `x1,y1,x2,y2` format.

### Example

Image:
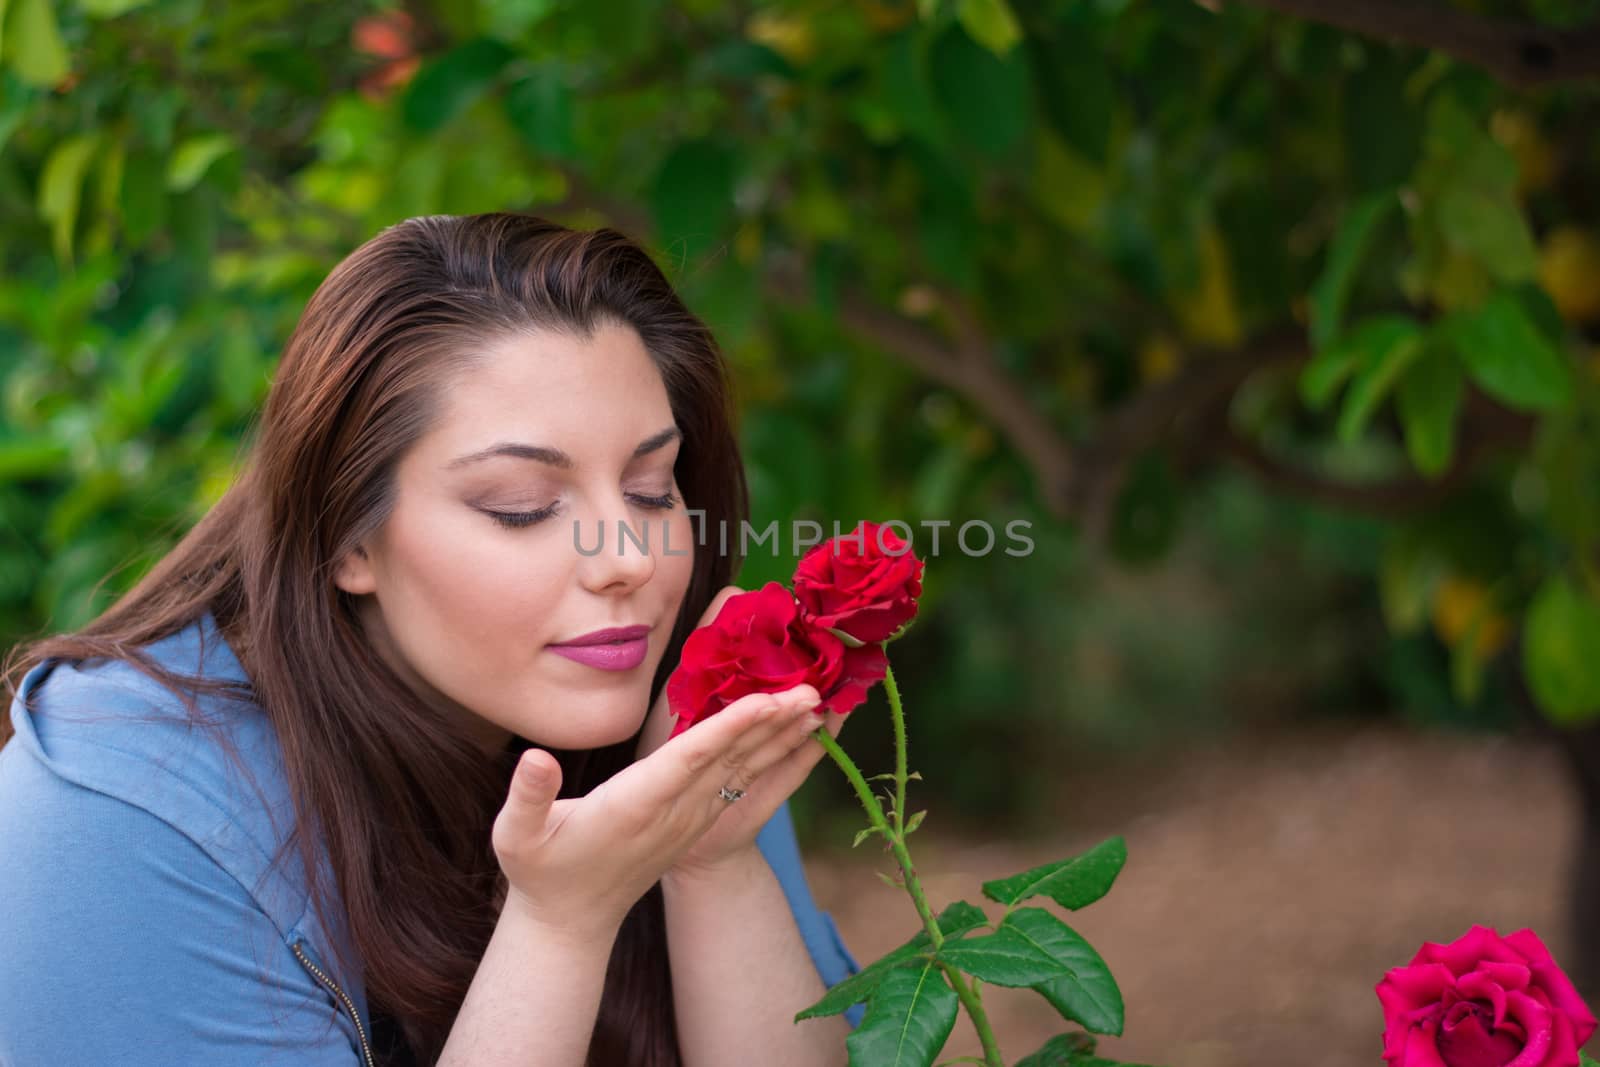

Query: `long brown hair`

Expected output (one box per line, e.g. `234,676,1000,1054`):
1,213,750,1066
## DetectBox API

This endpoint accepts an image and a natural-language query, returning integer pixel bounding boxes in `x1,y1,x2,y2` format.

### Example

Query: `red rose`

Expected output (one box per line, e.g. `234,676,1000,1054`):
793,521,924,645
1377,925,1597,1067
666,582,887,738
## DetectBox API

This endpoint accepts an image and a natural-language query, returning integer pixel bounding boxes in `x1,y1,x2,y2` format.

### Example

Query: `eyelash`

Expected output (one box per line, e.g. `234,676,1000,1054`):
486,491,679,529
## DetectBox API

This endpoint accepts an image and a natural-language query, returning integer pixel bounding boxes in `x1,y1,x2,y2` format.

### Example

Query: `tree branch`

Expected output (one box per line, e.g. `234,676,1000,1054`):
763,255,1081,518
1237,0,1600,88
1216,396,1535,517
541,169,1536,538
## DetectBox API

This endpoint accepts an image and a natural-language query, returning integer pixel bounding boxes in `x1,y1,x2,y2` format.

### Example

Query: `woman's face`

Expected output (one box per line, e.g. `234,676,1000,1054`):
334,321,698,755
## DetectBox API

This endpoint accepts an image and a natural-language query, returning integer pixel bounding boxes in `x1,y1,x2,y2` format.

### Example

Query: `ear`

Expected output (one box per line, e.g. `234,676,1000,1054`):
333,545,378,596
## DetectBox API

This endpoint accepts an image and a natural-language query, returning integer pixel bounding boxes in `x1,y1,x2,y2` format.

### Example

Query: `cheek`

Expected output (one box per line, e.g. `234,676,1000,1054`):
381,501,565,649
658,510,697,597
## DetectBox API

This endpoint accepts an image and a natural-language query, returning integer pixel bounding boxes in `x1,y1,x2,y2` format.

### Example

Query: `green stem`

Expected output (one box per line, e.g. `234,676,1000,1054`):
813,727,1006,1067
885,664,908,834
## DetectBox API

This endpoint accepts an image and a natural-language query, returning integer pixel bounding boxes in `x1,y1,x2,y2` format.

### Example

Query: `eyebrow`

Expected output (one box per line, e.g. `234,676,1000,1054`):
445,426,682,471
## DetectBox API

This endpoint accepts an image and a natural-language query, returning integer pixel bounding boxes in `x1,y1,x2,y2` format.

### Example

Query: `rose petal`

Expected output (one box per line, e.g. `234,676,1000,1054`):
1501,989,1554,1067
1416,927,1526,976
1379,963,1457,1056
1455,969,1516,1028
1437,999,1527,1067
1399,1017,1452,1067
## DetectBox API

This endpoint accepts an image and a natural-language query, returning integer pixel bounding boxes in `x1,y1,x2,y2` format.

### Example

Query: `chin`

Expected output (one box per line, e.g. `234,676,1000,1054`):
518,700,646,752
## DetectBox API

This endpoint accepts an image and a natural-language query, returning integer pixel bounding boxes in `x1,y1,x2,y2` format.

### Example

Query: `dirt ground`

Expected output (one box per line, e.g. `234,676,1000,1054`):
804,720,1586,1067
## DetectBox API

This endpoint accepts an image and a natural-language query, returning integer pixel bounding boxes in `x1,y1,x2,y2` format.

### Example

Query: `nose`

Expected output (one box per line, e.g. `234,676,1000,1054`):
574,500,658,595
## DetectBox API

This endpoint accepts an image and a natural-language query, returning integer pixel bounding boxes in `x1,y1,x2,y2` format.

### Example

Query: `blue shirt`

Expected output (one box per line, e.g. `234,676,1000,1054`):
0,613,862,1065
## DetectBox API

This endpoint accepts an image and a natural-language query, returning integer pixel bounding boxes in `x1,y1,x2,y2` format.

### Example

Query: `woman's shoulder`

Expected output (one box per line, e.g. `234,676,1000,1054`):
2,612,312,934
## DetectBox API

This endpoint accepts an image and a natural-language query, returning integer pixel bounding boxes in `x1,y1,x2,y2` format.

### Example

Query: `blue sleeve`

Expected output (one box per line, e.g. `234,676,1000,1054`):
0,745,365,1066
756,800,867,1029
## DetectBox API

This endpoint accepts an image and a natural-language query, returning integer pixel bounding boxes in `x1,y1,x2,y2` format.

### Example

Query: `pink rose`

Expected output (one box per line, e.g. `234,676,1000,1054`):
1377,925,1597,1067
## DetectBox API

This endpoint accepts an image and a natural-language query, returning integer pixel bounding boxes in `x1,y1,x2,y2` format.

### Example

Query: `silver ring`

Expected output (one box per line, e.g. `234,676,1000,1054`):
717,785,746,803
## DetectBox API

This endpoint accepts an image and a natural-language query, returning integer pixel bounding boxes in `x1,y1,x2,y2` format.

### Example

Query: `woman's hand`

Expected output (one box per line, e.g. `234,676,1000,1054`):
636,585,849,880
490,688,821,940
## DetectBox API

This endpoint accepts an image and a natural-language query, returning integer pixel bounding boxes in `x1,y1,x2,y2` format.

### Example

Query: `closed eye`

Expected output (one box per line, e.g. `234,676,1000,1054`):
484,490,677,530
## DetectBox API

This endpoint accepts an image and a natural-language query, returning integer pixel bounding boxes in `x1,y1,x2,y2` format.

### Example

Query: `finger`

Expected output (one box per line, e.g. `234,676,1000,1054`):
696,700,814,796
720,687,820,760
706,680,825,764
733,708,828,782
729,716,836,806
492,749,562,855
649,694,794,793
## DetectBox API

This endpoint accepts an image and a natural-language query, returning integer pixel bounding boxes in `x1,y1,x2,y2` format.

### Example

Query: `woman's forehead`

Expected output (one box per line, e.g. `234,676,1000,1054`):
419,325,676,466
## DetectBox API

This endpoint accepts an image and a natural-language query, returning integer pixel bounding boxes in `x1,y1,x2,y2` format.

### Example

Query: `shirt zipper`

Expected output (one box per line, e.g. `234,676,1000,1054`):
292,937,379,1067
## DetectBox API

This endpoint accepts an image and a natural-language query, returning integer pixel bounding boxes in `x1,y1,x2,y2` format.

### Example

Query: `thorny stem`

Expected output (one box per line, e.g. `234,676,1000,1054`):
813,726,1006,1067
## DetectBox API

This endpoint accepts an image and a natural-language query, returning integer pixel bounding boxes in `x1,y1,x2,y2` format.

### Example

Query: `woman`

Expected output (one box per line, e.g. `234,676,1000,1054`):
0,213,861,1066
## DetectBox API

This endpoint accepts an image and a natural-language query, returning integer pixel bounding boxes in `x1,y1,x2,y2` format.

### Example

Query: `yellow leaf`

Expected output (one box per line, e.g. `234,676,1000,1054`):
1538,226,1600,325
6,0,69,88
1138,334,1182,385
957,0,1021,55
1034,131,1106,235
38,134,99,266
1173,224,1243,348
1431,575,1510,659
746,12,814,65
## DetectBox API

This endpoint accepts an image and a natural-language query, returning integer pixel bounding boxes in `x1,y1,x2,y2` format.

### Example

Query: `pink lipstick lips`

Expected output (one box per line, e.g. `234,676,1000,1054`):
547,624,651,671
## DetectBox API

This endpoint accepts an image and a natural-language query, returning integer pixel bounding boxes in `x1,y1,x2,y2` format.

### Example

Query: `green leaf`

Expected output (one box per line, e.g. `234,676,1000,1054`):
1436,183,1538,282
693,40,795,81
1577,1051,1598,1067
1013,1032,1162,1067
853,826,881,848
1377,526,1446,635
0,436,71,480
929,22,1033,162
1522,576,1600,727
165,133,234,192
1299,340,1361,411
905,810,927,834
1012,1032,1096,1067
79,0,150,15
1538,413,1600,551
845,961,959,1067
401,38,516,133
877,30,946,149
1032,938,1125,1034
1333,316,1425,443
478,0,555,41
37,134,98,265
120,147,166,244
1446,291,1573,412
955,0,1020,56
980,836,1126,910
1309,193,1393,351
941,908,1125,1034
504,66,575,158
1396,342,1464,477
650,138,736,266
7,0,68,87
937,907,1084,987
1342,53,1421,195
1032,28,1114,165
796,901,988,1020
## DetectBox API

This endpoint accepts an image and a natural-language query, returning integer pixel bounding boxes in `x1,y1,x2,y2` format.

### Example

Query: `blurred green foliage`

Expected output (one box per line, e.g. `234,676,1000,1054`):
5,0,1600,821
